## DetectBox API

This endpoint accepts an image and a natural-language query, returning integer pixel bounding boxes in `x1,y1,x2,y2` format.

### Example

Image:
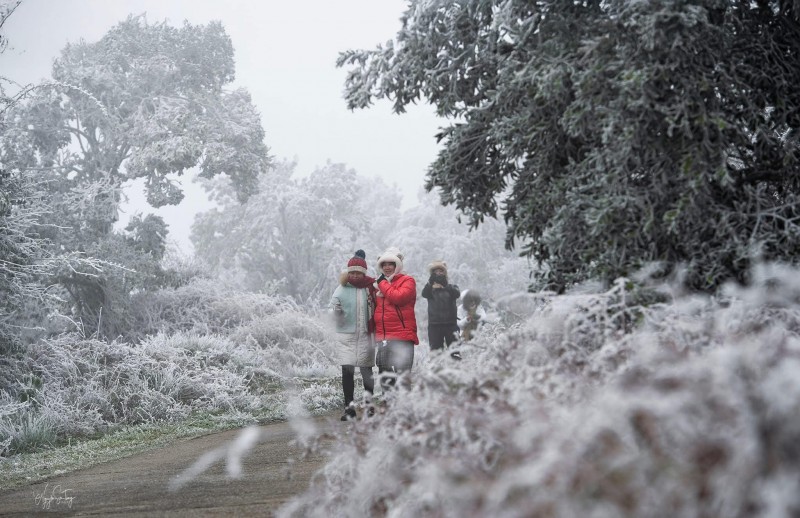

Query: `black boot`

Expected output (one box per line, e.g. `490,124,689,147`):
340,406,357,421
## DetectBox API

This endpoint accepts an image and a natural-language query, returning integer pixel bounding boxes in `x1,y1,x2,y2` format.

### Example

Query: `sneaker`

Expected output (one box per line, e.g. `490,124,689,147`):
340,407,357,421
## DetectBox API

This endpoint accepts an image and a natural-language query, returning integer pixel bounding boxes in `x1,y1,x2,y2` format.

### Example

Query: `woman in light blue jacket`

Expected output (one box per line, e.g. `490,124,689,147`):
330,250,376,421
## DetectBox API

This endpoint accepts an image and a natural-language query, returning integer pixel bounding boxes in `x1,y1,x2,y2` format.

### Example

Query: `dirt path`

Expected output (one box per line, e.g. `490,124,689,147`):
0,411,341,517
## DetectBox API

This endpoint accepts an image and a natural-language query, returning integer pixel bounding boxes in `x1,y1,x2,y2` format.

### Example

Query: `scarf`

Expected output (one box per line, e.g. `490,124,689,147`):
347,275,377,332
348,275,375,289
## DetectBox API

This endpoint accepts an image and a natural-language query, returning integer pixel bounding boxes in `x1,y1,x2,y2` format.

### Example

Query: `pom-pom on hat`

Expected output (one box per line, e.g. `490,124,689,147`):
376,246,404,273
347,249,368,274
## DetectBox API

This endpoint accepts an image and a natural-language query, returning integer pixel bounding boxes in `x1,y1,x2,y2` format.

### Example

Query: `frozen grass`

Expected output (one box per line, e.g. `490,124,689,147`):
123,277,329,338
0,279,344,487
0,383,337,489
0,409,280,490
278,264,800,517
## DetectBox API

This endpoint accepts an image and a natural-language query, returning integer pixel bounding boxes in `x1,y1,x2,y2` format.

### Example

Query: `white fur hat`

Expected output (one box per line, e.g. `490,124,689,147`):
376,246,404,273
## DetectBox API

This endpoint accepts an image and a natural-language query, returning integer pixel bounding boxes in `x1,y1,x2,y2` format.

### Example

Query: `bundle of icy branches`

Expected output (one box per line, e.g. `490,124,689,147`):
279,264,800,517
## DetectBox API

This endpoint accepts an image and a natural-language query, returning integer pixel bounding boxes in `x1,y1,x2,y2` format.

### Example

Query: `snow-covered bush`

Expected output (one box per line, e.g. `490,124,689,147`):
0,334,255,448
0,398,57,456
124,277,291,340
123,277,339,372
279,264,800,517
0,284,343,457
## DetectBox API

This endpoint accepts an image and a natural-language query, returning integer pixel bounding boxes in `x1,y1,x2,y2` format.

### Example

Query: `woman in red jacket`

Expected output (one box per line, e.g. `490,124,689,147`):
373,247,418,393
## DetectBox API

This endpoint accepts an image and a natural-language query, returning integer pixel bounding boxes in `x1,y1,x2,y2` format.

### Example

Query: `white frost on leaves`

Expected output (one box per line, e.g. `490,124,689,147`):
0,282,344,457
278,264,800,517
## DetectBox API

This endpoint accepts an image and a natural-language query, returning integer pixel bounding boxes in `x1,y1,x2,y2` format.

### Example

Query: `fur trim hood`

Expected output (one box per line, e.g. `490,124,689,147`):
376,246,404,273
428,260,447,276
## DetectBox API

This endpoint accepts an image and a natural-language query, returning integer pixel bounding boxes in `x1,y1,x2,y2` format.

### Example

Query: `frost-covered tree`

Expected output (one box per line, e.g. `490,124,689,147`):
0,1,20,58
0,166,49,352
1,15,269,337
338,0,800,293
10,14,269,233
388,189,531,302
192,160,400,303
124,213,167,261
0,0,52,351
192,160,532,314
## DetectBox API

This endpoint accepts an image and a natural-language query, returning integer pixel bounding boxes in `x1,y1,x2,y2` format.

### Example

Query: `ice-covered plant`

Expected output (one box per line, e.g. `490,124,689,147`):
0,279,350,457
279,264,800,517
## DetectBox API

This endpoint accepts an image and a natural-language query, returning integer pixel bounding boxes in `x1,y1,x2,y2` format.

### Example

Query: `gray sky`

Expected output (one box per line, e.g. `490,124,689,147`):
0,0,442,253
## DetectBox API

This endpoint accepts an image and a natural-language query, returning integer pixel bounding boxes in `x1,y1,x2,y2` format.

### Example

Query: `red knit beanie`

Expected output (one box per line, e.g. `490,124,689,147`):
347,249,368,274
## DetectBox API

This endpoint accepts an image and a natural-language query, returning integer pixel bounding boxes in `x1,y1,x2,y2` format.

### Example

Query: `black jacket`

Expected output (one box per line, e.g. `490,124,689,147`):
421,279,460,325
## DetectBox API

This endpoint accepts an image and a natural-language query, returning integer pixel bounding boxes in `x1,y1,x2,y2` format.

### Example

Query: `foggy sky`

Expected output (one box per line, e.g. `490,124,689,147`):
0,0,442,253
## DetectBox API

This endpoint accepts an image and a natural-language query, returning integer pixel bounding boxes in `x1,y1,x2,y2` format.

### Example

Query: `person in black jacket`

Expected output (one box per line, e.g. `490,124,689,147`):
421,260,461,352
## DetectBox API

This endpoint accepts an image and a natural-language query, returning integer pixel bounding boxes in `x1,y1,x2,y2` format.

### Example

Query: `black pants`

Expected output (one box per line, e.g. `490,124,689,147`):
342,365,375,408
428,323,459,351
375,340,414,392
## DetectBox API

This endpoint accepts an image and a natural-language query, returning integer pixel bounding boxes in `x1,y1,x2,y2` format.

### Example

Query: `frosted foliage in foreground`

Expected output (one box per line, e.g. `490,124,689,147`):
279,266,800,517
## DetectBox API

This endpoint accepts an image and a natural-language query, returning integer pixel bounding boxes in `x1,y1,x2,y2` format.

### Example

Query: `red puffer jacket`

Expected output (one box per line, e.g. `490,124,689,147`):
374,273,419,345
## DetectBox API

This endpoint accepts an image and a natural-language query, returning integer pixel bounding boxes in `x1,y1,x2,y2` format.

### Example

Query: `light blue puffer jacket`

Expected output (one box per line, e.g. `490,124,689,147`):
330,273,374,367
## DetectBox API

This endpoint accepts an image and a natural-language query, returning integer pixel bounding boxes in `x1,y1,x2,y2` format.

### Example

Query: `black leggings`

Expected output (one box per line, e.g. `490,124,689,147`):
428,323,459,351
342,365,375,408
375,340,415,392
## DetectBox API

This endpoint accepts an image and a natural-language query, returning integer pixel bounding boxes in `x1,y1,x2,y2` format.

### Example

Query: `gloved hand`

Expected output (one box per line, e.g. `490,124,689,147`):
377,274,387,283
430,273,447,286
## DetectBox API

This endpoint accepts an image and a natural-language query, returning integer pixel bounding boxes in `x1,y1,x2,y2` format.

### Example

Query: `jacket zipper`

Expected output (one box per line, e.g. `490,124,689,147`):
395,306,406,328
381,297,386,337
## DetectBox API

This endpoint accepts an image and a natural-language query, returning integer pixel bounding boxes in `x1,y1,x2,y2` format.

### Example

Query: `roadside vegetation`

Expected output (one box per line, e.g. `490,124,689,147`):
280,263,800,517
3,0,800,515
0,268,343,488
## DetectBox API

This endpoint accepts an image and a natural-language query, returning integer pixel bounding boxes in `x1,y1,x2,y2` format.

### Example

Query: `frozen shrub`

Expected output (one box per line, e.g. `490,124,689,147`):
279,264,800,518
0,411,57,456
0,332,268,455
0,276,349,457
229,309,338,378
124,277,294,340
